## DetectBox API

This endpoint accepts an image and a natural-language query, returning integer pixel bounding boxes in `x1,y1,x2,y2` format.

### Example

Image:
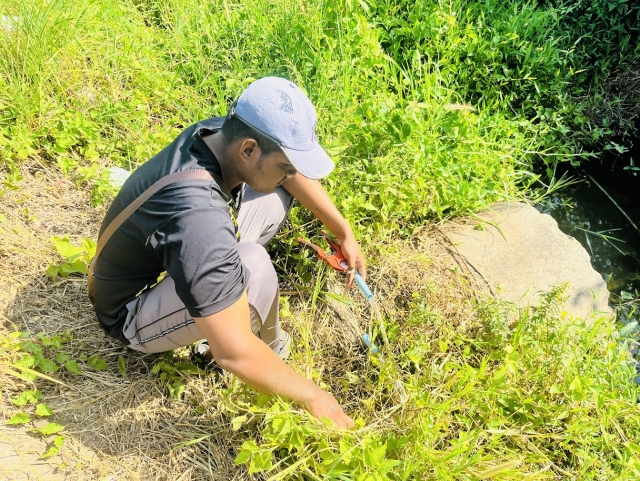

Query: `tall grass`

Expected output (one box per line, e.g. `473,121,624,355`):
2,0,640,478
0,0,543,226
2,0,634,225
222,287,640,479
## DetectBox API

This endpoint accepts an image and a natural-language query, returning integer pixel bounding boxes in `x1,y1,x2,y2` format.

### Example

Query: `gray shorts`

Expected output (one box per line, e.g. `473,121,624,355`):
120,185,293,355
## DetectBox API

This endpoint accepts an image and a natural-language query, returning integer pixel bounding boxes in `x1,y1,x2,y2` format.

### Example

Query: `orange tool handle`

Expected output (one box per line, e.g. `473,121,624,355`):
297,232,348,272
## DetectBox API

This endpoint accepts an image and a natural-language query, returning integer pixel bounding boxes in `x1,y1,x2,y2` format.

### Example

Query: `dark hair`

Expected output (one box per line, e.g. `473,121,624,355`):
220,115,281,158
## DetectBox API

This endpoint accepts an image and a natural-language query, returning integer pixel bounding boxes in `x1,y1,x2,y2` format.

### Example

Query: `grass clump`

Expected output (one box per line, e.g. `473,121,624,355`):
202,285,640,479
0,0,597,225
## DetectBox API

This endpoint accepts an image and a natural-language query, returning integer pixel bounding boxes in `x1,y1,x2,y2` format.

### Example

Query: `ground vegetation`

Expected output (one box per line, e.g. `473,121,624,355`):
1,0,639,479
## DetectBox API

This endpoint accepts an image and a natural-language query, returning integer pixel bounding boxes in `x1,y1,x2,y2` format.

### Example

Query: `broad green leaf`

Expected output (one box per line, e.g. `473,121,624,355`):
52,236,83,259
35,403,54,417
87,355,108,371
14,354,36,369
40,446,60,459
173,361,201,374
339,438,356,465
7,413,30,424
231,415,247,431
69,258,88,274
11,389,41,406
58,258,87,276
40,436,65,459
81,238,96,256
41,336,62,349
270,416,291,436
363,442,386,468
378,459,401,475
38,422,65,435
20,341,41,354
46,265,60,279
234,449,251,465
64,360,82,375
168,378,185,399
234,441,258,465
55,352,71,364
249,449,273,473
38,358,59,373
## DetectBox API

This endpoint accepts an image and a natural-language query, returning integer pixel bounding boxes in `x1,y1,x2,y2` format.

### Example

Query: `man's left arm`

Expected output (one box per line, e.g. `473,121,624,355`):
281,174,365,288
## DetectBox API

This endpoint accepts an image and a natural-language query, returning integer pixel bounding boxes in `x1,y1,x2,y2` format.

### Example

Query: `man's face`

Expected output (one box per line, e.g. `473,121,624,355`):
248,150,298,193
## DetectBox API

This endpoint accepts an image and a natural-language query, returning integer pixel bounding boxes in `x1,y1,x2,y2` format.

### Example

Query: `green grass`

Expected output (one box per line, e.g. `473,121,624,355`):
0,0,551,218
2,0,636,222
1,0,639,478
223,286,640,479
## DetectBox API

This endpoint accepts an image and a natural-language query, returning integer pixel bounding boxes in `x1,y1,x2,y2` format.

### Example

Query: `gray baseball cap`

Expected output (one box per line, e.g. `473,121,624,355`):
229,77,335,180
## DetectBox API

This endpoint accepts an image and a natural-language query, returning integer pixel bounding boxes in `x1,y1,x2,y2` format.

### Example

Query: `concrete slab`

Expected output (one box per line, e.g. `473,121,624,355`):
445,202,613,319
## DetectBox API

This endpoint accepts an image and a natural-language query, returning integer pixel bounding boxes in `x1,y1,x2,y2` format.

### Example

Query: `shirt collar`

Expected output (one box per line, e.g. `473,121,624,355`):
193,127,243,211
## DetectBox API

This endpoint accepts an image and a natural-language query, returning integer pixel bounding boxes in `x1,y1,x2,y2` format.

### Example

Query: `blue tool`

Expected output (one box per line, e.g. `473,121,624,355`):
298,231,380,355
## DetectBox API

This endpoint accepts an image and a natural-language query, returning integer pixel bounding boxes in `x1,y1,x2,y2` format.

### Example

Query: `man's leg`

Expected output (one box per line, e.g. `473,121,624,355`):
237,185,294,245
236,185,294,355
122,186,293,355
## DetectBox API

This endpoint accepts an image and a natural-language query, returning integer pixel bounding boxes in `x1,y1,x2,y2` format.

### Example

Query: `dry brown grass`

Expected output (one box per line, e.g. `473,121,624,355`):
0,163,480,480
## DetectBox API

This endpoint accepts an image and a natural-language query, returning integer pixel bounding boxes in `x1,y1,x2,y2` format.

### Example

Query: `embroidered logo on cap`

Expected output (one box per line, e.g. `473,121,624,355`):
277,90,293,113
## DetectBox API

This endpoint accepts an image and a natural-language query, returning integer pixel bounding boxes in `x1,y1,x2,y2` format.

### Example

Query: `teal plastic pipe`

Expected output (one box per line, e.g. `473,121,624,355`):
354,271,374,301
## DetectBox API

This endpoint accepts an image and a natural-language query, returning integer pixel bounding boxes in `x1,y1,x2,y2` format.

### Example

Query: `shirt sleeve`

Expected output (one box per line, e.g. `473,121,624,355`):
147,205,247,318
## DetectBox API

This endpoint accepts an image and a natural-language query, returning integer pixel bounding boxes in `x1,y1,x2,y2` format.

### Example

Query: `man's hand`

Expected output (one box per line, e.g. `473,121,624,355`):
305,388,355,428
282,175,367,289
194,293,354,428
337,232,366,289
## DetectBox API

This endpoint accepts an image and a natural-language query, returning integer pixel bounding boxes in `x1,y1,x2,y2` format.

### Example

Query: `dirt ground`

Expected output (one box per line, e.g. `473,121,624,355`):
0,164,479,480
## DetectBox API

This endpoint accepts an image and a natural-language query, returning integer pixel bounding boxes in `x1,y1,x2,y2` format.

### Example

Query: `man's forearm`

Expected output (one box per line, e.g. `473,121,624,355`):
282,174,354,242
217,336,353,427
196,307,353,427
217,333,319,404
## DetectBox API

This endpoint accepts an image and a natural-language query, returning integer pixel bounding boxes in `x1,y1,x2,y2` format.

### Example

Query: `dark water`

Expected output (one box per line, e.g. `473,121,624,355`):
537,175,640,296
536,139,640,328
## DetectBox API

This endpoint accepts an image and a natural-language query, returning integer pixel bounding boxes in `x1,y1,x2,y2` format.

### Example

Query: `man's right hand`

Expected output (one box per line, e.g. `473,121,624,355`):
305,388,355,429
194,292,354,429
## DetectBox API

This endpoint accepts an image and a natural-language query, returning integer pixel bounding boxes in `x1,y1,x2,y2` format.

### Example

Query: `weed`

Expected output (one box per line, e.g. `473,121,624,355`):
151,351,207,400
46,236,96,278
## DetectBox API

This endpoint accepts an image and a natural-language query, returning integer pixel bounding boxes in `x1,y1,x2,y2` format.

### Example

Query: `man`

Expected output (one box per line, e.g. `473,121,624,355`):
91,77,365,428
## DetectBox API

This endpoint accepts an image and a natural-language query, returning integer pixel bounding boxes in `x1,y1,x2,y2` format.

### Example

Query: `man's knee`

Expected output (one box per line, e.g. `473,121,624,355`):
237,242,277,291
237,186,294,245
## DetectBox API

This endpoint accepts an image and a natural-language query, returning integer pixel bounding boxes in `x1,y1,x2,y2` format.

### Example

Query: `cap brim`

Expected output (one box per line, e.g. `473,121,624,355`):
283,144,335,180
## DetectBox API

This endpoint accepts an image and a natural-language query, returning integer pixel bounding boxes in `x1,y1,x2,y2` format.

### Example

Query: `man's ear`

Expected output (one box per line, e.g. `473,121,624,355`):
239,138,260,163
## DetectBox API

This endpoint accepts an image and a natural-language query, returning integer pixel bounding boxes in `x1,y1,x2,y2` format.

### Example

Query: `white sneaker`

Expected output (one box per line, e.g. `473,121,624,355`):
275,330,292,361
